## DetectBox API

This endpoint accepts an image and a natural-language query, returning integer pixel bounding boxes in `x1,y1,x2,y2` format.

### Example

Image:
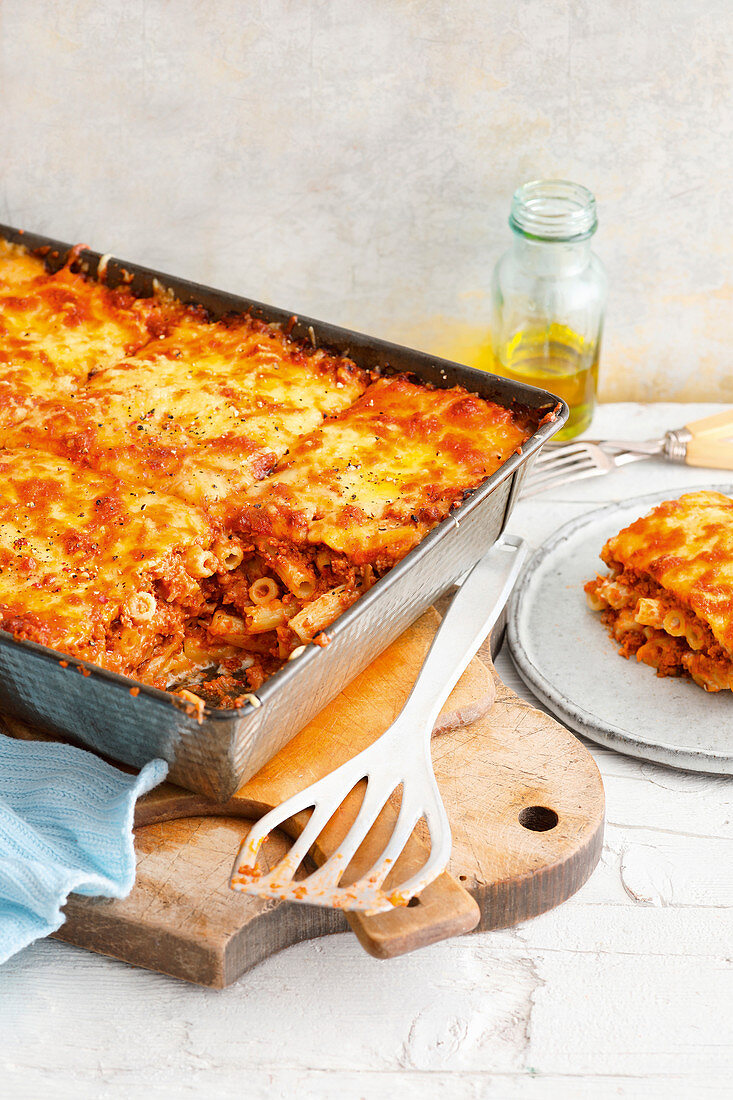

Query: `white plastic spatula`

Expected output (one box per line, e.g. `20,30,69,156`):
230,535,528,914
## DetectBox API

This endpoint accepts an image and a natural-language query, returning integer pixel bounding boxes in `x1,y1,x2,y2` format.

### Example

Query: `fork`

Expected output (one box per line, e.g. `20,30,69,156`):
230,534,528,914
521,441,648,496
523,409,733,496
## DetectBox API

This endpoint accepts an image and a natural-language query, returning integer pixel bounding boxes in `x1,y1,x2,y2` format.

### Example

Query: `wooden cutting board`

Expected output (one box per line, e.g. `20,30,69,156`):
3,610,604,986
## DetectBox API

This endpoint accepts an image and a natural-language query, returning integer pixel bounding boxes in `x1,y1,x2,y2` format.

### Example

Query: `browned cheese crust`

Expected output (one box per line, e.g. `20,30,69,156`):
0,240,535,704
585,491,733,691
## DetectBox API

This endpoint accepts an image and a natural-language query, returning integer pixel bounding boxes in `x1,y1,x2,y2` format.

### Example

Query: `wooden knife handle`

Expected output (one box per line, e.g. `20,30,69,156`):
684,410,733,470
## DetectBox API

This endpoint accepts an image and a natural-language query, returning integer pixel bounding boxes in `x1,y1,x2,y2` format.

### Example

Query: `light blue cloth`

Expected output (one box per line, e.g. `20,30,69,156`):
0,734,167,964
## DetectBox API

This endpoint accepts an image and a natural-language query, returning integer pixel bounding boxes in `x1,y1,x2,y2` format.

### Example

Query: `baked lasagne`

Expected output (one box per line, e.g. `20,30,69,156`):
585,491,733,691
0,238,535,706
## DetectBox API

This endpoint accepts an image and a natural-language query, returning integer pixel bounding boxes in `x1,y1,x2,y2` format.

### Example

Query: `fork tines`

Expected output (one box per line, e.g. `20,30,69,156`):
522,442,616,496
230,755,449,914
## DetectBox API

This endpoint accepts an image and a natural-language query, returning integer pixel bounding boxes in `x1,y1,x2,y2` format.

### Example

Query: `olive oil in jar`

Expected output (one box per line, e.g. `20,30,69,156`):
491,181,607,440
494,324,600,439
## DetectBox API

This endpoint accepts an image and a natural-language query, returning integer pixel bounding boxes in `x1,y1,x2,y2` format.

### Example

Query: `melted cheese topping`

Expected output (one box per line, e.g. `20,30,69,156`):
232,376,530,565
0,239,48,288
601,490,733,657
0,255,174,426
0,449,212,658
0,239,536,700
1,313,368,509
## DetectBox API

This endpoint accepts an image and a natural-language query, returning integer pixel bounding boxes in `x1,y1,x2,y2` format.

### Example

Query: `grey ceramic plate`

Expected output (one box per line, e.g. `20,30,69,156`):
507,485,733,774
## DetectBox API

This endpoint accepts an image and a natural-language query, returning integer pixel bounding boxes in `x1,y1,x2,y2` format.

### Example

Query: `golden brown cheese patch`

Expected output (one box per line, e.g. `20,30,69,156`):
0,239,48,288
232,375,531,566
0,256,176,427
0,313,368,510
0,449,213,665
601,490,733,658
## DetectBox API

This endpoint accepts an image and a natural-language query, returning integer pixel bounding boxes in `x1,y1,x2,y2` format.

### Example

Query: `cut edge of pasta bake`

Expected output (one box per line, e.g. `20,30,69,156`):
584,490,733,691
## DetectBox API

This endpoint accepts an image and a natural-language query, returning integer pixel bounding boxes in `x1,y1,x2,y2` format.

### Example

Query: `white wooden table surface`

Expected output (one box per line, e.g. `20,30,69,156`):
2,404,732,1100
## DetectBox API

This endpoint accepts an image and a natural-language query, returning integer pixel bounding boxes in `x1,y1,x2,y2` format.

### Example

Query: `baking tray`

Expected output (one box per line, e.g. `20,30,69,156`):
0,224,567,799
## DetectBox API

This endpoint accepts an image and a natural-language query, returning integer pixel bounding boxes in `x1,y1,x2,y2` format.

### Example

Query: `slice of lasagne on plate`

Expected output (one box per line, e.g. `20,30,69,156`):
585,490,733,691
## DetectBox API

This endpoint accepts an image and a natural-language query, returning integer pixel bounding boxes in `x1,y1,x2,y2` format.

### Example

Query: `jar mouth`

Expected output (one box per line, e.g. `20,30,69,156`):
509,180,597,242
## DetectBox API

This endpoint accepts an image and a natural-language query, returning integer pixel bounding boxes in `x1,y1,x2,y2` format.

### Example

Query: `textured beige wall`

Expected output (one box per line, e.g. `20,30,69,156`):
0,0,730,400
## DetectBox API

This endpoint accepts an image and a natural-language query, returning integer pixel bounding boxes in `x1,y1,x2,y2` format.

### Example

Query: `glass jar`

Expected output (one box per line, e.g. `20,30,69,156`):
490,180,607,439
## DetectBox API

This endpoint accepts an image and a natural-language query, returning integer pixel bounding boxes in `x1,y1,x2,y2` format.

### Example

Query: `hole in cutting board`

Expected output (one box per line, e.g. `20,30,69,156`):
407,897,421,907
518,806,559,832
